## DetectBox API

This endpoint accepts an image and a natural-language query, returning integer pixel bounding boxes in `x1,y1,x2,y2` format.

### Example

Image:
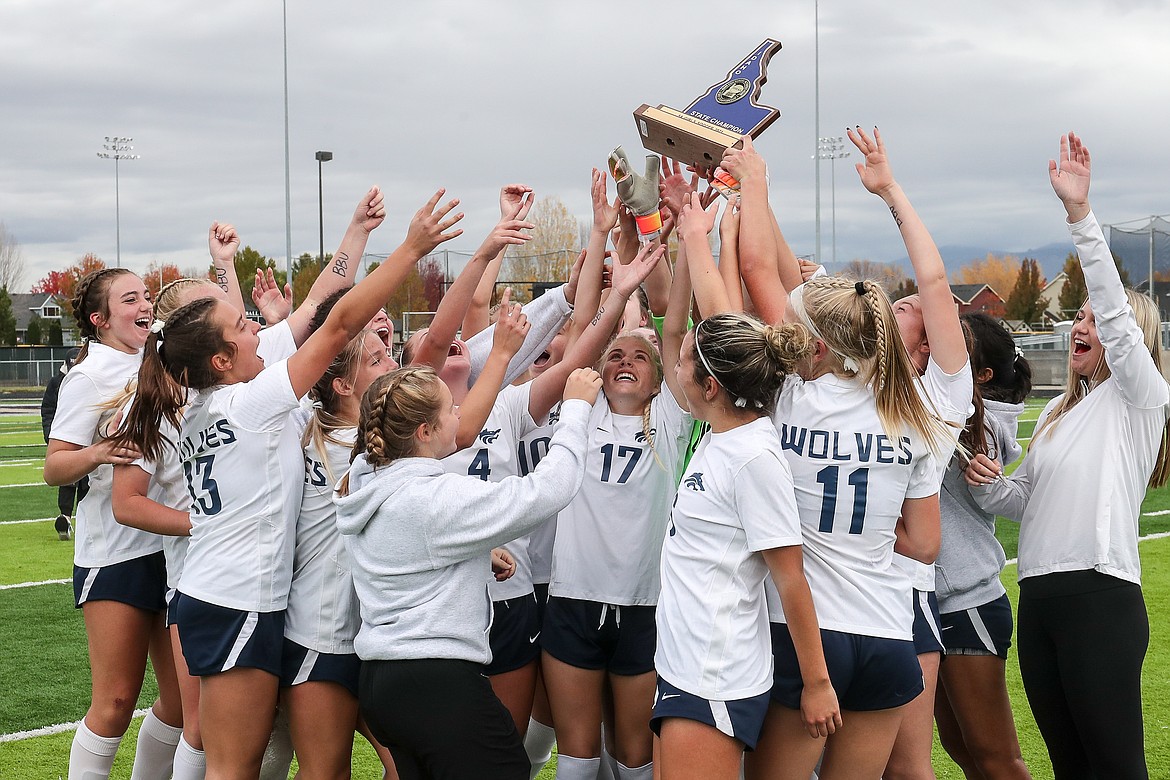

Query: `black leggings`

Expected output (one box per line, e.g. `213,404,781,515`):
1017,570,1148,779
359,658,528,780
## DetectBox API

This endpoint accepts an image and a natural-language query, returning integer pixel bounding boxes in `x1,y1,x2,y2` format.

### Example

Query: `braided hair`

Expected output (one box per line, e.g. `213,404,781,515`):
337,366,444,496
71,268,136,364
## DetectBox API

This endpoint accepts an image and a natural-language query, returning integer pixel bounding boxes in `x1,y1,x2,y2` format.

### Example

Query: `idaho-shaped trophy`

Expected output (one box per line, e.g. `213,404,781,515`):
632,39,782,198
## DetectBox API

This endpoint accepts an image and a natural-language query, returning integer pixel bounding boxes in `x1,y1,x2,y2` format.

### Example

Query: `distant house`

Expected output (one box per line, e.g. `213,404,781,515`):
8,293,77,345
951,284,1005,318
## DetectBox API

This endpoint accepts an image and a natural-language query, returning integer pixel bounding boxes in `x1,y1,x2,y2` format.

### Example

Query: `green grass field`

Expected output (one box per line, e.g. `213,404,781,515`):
2,404,1168,778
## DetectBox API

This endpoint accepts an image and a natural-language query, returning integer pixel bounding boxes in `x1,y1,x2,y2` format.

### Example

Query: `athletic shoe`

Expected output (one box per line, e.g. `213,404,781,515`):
54,515,72,541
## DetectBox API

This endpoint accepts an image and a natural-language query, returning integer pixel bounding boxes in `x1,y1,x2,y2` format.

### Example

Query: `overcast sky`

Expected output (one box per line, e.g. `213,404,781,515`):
2,0,1168,291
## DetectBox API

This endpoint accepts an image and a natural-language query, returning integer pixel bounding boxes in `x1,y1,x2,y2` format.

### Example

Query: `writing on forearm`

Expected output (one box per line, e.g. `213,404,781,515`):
889,206,904,228
331,251,349,278
591,305,606,328
215,268,228,292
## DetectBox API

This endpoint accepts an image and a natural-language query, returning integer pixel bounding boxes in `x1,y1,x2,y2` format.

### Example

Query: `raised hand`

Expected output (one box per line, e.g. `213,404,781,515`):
208,222,240,266
591,168,619,233
719,194,741,241
491,287,530,358
252,266,292,324
798,258,822,283
499,183,534,221
847,126,896,197
405,189,464,256
659,156,699,221
719,135,767,185
352,186,387,235
608,147,663,241
613,206,639,265
1049,132,1092,222
480,212,536,259
563,367,603,405
679,191,720,243
611,243,665,299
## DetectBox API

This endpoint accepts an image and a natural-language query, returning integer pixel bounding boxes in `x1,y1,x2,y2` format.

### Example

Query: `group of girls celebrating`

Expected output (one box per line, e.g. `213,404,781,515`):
44,128,1162,780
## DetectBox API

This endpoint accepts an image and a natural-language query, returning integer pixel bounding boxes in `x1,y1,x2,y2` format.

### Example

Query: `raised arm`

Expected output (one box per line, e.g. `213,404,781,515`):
283,186,387,346
208,222,247,315
529,243,665,422
849,127,966,374
462,184,534,339
660,234,693,411
287,189,463,399
571,169,619,343
1050,132,1169,408
721,136,790,324
718,196,745,312
454,288,530,448
411,189,535,371
679,192,731,318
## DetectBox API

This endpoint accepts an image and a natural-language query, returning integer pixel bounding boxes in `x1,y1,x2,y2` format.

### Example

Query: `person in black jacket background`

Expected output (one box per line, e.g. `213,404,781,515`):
40,347,86,540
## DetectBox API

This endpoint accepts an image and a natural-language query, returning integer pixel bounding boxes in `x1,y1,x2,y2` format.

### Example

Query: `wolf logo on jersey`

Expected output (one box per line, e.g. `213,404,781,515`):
683,473,705,492
634,427,656,444
478,428,501,444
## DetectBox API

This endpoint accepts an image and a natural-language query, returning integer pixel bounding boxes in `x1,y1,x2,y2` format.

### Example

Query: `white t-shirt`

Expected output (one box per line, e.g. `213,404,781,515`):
768,374,938,640
656,418,803,700
442,384,542,602
177,360,305,612
49,342,162,568
134,415,190,590
287,426,361,653
894,357,973,592
258,320,296,364
521,417,558,586
550,385,692,606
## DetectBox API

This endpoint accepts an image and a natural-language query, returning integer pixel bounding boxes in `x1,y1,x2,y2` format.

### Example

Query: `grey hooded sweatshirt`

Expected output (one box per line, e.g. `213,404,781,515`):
935,399,1026,614
334,398,591,665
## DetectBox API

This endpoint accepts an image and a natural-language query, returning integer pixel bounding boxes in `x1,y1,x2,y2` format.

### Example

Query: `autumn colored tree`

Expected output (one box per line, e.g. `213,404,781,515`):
142,261,185,299
291,253,323,308
1005,257,1048,323
30,253,106,319
951,253,1021,299
1057,250,1131,319
381,255,446,318
216,246,285,308
502,196,583,302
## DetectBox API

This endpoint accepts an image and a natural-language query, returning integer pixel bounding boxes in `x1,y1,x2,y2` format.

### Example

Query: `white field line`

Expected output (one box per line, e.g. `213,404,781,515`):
0,459,45,467
0,578,70,591
0,482,44,489
0,517,54,525
0,709,150,743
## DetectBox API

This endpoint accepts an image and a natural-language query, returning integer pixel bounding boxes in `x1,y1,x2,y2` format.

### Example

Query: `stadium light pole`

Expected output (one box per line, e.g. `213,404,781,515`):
816,137,850,267
96,137,139,268
316,151,333,268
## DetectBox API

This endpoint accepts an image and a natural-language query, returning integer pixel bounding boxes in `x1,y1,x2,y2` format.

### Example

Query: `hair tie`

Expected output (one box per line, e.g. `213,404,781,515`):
1014,345,1024,360
733,396,747,408
150,319,166,336
854,281,866,296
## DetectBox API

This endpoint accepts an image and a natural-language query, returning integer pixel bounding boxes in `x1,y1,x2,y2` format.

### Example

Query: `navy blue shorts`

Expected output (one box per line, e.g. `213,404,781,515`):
940,593,1014,659
650,676,770,750
770,623,922,712
73,551,167,612
486,593,541,676
174,594,285,677
533,582,549,619
279,638,360,698
542,597,656,676
912,589,944,656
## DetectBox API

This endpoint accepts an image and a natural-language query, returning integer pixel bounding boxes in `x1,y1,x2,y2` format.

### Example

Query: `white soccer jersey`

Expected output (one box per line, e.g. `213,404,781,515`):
656,418,803,700
895,357,973,592
522,418,558,586
442,383,542,601
258,320,296,364
177,359,306,612
287,427,361,654
550,385,691,606
768,374,938,640
134,416,191,590
49,343,162,568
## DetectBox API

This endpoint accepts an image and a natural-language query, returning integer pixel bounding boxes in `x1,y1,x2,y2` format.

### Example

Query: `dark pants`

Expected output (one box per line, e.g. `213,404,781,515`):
359,658,528,780
58,475,88,518
1017,570,1148,779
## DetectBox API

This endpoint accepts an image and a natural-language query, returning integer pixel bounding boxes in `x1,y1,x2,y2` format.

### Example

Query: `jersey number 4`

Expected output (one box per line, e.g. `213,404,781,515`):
815,465,869,534
184,454,222,516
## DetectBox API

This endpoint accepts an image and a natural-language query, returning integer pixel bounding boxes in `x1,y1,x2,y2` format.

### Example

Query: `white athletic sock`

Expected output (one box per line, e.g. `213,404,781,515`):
171,734,207,780
524,717,557,780
69,720,122,780
615,759,652,779
130,709,182,780
258,707,293,780
556,754,601,780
